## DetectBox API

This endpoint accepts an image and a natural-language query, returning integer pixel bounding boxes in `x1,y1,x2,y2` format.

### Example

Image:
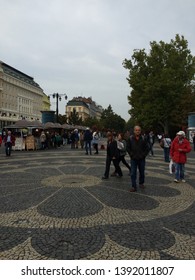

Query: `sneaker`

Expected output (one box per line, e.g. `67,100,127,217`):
181,179,186,183
174,179,180,183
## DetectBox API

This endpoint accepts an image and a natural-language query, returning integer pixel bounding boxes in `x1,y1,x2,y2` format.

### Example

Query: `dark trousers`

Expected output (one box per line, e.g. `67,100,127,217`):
149,143,154,155
5,142,12,156
104,156,122,178
93,143,98,154
164,147,170,162
119,155,131,170
85,141,92,155
131,159,145,189
41,141,46,150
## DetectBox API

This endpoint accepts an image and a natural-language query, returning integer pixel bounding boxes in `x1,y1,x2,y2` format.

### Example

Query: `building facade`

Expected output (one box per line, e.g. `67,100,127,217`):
0,61,50,129
66,100,90,121
66,96,103,121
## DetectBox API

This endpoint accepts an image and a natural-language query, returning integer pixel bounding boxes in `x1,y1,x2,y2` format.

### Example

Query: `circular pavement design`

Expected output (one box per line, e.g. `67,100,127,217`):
0,146,194,260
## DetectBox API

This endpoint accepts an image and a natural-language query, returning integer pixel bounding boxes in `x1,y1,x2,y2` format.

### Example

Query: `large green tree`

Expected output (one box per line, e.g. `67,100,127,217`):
123,34,195,133
68,108,82,125
58,114,67,125
100,105,126,132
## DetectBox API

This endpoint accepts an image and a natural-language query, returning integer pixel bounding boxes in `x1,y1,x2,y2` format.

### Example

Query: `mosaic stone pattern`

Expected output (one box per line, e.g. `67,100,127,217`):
0,143,194,260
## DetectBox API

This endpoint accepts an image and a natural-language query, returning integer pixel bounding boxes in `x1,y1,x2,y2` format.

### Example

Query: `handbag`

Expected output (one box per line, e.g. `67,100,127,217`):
159,139,164,148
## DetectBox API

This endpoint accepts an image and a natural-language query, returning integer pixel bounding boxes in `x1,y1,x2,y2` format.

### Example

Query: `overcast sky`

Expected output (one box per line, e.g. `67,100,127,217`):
1,0,195,120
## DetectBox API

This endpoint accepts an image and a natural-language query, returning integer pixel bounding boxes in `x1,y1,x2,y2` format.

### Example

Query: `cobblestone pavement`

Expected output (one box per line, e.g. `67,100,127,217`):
0,142,194,260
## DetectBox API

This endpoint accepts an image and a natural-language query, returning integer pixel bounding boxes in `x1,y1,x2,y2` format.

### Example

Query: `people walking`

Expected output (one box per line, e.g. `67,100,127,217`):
79,131,84,149
84,128,93,155
4,131,15,156
162,134,172,162
40,131,46,150
111,133,131,176
74,129,79,149
70,130,76,149
126,125,149,192
92,130,100,154
170,131,191,183
102,132,122,179
147,131,155,156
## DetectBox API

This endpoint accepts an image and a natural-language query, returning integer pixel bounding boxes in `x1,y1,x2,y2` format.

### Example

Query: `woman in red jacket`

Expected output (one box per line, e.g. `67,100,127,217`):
170,131,191,183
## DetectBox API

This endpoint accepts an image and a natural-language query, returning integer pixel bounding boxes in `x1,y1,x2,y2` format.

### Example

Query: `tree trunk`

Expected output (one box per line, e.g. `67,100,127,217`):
159,120,169,135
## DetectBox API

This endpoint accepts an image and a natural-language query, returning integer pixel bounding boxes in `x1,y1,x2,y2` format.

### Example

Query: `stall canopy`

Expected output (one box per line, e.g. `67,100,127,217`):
5,120,43,129
43,122,62,129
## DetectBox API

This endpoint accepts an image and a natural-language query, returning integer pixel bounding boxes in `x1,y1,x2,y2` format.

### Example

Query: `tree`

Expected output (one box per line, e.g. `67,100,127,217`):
68,108,82,125
58,114,67,125
123,34,195,134
100,105,126,132
82,116,100,129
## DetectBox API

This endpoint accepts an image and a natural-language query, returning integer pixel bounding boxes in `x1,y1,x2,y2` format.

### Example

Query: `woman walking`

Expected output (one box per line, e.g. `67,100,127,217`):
102,132,122,179
111,133,131,176
162,134,172,162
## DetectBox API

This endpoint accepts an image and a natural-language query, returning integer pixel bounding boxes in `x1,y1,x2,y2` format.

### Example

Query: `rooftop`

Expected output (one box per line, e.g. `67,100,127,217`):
0,61,42,89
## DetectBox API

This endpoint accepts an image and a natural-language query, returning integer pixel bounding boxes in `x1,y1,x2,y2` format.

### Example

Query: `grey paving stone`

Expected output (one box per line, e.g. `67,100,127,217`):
0,143,194,260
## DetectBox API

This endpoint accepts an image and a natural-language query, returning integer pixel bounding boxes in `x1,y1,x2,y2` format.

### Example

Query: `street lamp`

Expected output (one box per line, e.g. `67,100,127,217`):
48,93,68,123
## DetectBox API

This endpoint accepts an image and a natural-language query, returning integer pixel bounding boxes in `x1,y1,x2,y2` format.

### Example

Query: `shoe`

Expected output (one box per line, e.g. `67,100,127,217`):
181,179,186,183
129,188,137,192
116,174,123,178
102,176,108,180
111,172,117,177
174,179,180,183
139,184,145,189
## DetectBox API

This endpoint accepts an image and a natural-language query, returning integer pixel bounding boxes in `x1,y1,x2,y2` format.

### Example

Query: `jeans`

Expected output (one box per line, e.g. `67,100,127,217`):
149,143,154,155
131,159,145,189
175,163,185,180
164,147,170,162
85,141,92,155
5,142,12,156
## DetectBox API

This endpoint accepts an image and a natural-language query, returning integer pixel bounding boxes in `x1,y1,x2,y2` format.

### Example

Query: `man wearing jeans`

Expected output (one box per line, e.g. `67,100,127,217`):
4,131,15,156
126,126,149,192
170,131,191,183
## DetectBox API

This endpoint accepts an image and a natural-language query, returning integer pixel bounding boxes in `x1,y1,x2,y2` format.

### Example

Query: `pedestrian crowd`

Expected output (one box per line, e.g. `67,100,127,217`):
101,126,192,192
0,125,194,192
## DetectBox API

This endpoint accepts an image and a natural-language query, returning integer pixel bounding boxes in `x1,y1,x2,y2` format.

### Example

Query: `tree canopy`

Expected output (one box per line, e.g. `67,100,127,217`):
100,105,126,132
68,108,82,125
123,34,195,133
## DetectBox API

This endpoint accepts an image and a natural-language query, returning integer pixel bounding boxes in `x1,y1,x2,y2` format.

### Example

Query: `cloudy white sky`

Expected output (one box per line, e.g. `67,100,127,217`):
1,0,195,120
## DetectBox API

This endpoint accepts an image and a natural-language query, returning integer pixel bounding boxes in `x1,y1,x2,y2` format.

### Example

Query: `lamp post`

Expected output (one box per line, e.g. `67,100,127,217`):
48,93,68,123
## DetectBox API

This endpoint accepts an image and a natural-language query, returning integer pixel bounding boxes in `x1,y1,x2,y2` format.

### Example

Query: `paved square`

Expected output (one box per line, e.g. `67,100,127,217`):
0,143,194,260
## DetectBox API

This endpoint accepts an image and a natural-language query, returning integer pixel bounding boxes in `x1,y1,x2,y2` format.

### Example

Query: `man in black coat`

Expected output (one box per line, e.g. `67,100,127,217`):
126,126,149,192
84,128,93,155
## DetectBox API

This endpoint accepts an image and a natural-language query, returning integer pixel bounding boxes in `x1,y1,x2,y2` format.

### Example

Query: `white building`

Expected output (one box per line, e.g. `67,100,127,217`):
0,61,48,129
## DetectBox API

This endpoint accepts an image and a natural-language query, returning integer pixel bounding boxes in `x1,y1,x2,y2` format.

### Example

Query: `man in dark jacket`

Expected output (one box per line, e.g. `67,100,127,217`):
126,126,149,192
84,128,93,155
102,132,122,179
